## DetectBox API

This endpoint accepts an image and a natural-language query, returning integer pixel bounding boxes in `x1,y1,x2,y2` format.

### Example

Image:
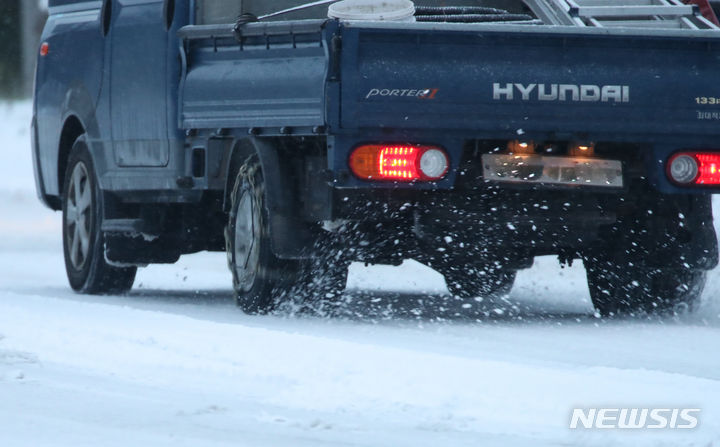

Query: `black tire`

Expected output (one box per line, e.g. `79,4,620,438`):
585,254,706,316
438,263,517,299
226,156,304,314
62,136,136,294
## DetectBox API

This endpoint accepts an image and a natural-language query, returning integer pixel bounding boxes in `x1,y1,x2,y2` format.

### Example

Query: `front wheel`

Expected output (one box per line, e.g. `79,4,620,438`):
62,137,136,294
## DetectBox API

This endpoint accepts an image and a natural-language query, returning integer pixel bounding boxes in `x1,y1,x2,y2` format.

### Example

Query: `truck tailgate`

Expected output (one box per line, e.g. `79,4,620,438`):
339,23,720,138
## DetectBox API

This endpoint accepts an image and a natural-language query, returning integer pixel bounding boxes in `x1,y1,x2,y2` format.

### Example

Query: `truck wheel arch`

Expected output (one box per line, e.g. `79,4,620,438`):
224,137,315,259
56,85,104,205
225,138,289,213
57,115,86,204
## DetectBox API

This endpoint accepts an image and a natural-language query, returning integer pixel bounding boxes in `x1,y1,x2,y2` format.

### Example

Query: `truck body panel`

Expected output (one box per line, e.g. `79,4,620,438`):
181,31,328,130
110,0,170,167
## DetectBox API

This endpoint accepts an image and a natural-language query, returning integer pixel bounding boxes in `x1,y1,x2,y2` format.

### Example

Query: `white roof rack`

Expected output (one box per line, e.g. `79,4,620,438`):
526,0,719,29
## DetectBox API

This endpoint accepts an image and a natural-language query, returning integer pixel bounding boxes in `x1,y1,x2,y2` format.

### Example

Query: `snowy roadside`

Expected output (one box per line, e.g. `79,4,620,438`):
2,287,720,447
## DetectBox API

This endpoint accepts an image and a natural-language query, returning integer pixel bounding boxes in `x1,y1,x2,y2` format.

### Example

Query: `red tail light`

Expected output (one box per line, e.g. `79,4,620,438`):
668,152,720,185
349,144,449,182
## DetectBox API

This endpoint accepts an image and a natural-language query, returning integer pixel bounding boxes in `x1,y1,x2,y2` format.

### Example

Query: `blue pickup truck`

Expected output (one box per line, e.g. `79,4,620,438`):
33,0,720,315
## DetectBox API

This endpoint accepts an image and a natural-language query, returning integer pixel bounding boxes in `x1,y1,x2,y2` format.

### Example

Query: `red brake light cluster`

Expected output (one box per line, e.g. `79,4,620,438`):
349,144,449,182
668,152,720,185
695,153,720,184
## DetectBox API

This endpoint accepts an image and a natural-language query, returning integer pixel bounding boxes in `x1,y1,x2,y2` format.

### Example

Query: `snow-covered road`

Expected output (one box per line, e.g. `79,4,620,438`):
1,102,719,446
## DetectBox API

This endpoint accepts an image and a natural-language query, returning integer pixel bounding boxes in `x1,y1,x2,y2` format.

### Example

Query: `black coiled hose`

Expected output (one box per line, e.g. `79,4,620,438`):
415,13,534,22
415,6,510,15
414,6,535,23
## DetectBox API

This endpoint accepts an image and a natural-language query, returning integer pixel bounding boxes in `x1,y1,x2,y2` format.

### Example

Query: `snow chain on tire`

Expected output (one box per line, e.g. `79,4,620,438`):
225,155,262,277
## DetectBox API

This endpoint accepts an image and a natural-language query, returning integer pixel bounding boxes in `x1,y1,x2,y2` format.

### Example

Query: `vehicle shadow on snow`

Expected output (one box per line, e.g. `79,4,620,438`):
129,288,235,306
20,286,702,327
282,287,706,325
320,289,718,325
282,289,598,324
126,287,599,325
125,285,597,325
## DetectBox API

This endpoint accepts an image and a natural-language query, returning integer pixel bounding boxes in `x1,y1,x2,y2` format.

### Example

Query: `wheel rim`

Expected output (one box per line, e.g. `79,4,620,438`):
65,162,93,270
234,189,261,291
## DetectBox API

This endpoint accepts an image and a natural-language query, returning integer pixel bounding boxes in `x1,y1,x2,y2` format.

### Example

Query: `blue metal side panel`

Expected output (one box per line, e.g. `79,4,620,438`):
110,0,169,167
182,43,327,129
35,1,104,196
339,25,720,140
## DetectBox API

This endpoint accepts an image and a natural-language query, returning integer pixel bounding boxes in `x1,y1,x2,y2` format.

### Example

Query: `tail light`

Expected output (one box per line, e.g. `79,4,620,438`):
349,144,449,182
668,152,720,185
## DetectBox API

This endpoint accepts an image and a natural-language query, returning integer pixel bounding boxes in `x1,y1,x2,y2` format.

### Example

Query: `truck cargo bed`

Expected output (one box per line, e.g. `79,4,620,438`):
338,21,720,140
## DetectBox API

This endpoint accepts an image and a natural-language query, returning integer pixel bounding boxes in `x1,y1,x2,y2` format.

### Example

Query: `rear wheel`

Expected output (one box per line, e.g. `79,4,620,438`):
584,190,713,316
226,157,304,314
416,235,519,300
585,253,706,316
438,262,517,299
62,137,136,294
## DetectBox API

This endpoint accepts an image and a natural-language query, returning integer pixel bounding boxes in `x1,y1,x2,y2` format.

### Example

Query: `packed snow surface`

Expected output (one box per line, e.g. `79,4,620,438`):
1,101,720,446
